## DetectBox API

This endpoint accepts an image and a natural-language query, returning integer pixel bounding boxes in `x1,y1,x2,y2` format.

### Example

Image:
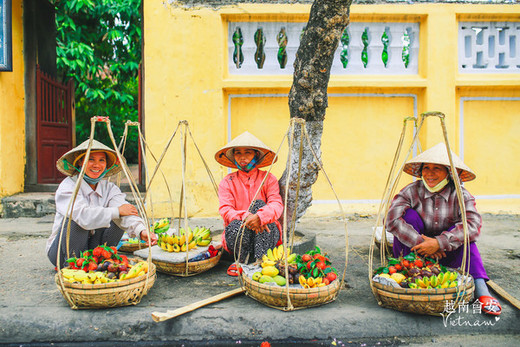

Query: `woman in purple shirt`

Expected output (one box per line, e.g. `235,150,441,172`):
386,143,501,316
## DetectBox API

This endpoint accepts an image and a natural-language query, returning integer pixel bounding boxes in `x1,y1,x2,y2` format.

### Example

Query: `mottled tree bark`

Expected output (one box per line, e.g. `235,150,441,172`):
280,0,352,227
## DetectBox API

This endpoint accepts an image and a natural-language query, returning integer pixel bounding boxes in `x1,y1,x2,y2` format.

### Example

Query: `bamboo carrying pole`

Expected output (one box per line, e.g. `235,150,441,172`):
151,288,245,322
487,280,520,311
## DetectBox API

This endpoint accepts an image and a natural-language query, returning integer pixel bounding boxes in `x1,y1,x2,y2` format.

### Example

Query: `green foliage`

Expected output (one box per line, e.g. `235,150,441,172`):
53,0,142,163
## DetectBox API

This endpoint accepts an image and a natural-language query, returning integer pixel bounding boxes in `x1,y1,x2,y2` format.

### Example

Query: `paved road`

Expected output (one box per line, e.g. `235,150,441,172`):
0,214,519,345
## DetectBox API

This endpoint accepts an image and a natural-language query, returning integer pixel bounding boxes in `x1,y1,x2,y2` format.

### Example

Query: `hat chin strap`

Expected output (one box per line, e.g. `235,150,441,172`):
422,176,449,193
71,163,118,184
82,169,109,185
234,155,258,173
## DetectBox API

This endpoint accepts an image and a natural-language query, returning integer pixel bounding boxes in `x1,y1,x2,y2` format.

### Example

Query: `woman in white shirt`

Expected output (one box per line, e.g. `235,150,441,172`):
46,139,157,268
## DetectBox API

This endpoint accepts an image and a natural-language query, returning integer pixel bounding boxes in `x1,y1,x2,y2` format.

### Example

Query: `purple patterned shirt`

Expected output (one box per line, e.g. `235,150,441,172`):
385,180,482,252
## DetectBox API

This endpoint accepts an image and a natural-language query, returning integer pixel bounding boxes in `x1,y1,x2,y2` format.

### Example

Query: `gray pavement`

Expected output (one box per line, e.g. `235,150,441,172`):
0,213,519,346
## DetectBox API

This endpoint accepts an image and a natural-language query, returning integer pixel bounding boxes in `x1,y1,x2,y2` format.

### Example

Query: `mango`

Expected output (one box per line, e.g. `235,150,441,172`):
273,275,286,286
252,272,262,281
261,266,279,277
259,275,274,284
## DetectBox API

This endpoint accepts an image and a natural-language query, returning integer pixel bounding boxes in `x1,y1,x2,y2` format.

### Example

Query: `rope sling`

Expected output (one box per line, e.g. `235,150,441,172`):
369,111,473,315
139,120,220,276
235,117,349,311
55,116,155,309
113,120,176,252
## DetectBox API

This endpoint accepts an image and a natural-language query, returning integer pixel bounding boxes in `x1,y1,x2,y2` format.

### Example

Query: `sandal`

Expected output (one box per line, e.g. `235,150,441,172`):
227,263,242,277
479,295,502,316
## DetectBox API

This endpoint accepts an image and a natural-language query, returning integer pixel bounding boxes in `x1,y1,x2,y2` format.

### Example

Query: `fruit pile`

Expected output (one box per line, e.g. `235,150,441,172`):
124,237,145,245
296,246,338,288
61,245,149,284
120,232,146,247
157,226,212,252
251,246,338,289
374,253,460,289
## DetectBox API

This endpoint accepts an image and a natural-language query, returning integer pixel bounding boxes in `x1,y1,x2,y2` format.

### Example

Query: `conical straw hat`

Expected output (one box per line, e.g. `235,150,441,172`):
56,139,123,177
215,131,277,169
403,142,476,182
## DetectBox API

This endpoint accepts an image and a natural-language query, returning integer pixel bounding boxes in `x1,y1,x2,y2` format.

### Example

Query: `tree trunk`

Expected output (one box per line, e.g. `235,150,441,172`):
280,0,352,228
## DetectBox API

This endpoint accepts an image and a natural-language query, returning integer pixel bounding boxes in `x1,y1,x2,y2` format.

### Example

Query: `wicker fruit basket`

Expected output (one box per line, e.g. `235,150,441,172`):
152,250,222,277
55,262,156,309
118,242,148,253
371,276,474,316
241,272,341,310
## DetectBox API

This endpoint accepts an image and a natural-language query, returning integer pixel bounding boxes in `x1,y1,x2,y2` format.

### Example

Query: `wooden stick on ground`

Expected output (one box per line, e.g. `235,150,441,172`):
151,287,245,322
487,280,520,310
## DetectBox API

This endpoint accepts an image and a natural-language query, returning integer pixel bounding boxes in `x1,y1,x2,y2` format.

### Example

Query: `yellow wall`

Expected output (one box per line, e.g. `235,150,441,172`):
0,0,25,197
143,2,520,218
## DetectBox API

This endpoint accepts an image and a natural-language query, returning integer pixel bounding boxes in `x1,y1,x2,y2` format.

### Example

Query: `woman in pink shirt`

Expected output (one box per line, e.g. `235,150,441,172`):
215,132,283,272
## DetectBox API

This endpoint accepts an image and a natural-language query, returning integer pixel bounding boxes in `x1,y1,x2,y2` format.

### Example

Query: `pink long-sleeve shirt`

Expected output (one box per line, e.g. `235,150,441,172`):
218,168,283,252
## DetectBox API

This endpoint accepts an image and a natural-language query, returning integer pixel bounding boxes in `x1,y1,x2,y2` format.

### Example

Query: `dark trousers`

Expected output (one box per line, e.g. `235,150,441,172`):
47,219,124,268
225,200,280,263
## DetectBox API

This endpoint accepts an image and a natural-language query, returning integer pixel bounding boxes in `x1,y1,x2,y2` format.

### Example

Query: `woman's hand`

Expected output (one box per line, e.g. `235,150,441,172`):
140,229,158,246
244,214,268,234
430,250,447,260
411,235,442,258
119,204,138,217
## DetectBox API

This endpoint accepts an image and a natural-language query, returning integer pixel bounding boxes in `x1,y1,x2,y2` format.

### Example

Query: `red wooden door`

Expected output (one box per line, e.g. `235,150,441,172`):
36,65,74,184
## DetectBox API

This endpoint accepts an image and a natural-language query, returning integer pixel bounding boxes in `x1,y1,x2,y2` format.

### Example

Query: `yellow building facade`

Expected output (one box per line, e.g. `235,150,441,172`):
0,0,25,197
2,2,518,218
142,2,520,218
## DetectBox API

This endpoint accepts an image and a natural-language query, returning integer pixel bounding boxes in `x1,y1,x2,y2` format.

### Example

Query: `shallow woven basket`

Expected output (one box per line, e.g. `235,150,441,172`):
152,250,222,277
241,273,341,310
55,262,156,309
371,277,474,316
119,242,148,253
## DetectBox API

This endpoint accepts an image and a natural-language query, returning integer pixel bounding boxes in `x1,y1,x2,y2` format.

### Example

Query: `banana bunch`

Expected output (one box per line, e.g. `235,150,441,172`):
192,226,212,247
61,269,111,285
153,218,170,234
157,226,212,252
158,232,195,252
120,261,148,280
411,271,459,289
298,275,326,289
261,245,297,266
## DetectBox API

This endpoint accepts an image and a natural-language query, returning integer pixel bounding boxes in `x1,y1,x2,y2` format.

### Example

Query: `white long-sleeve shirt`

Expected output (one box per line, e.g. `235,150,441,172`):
46,176,146,253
